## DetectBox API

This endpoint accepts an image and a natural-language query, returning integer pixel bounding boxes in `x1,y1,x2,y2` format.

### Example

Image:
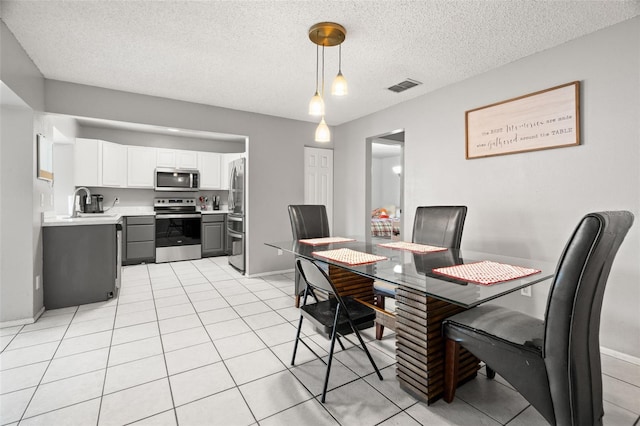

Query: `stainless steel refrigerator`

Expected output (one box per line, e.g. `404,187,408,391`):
227,157,245,272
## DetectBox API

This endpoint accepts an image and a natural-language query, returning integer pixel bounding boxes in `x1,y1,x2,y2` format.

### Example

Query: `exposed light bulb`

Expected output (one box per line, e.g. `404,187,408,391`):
331,71,348,96
332,44,348,96
315,117,331,142
308,92,325,116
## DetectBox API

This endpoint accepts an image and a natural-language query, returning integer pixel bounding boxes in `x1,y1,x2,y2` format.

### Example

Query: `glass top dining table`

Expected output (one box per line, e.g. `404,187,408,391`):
265,239,556,308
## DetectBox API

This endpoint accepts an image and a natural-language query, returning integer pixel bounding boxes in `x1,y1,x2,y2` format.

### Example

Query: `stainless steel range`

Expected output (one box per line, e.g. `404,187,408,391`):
154,197,202,263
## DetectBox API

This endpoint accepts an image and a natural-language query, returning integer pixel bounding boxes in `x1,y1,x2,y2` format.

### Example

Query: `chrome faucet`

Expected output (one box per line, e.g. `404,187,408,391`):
71,187,91,218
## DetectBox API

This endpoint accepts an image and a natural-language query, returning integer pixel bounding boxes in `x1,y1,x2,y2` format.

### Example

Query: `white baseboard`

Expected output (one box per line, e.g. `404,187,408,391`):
601,346,640,366
0,306,45,329
246,268,294,278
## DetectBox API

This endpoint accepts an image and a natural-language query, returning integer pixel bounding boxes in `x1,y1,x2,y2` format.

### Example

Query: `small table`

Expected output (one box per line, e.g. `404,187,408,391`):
266,239,555,403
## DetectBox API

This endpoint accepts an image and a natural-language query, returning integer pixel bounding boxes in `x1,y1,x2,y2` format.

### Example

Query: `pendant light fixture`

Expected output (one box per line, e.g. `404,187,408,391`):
308,22,347,142
315,117,331,142
308,43,324,116
331,44,348,96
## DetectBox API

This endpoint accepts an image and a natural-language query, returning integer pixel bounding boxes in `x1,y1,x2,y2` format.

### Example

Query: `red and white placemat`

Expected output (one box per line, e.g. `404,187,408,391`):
299,237,356,246
378,241,448,253
312,248,387,266
432,260,541,286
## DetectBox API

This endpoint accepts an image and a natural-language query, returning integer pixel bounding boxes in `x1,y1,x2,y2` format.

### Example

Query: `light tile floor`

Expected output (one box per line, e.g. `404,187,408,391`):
1,257,639,425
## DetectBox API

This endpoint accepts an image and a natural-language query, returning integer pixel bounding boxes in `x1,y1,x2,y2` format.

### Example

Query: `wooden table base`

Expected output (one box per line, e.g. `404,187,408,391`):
395,286,480,404
329,265,374,303
326,265,478,404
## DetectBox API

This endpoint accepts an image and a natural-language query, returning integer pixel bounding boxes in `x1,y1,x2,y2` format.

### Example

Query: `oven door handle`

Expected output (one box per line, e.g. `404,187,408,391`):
228,230,244,238
156,214,202,219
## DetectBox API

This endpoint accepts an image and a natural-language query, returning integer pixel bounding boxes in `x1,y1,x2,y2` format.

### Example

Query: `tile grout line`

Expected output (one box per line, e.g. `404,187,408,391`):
219,275,331,424
15,305,86,424
502,404,531,425
199,260,349,423
95,271,128,426
232,275,368,424
151,262,182,425
0,324,25,353
107,263,173,425
6,258,640,425
187,258,264,424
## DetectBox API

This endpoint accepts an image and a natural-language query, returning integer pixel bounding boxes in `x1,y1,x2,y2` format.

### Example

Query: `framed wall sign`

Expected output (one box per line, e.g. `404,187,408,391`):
465,81,580,159
37,133,54,181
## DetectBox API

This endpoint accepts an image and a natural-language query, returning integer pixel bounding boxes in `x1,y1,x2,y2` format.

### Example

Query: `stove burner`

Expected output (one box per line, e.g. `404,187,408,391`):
154,197,198,214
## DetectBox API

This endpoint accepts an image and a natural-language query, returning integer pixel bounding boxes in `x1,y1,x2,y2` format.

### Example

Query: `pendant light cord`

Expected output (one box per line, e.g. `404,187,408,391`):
321,45,325,97
315,37,319,93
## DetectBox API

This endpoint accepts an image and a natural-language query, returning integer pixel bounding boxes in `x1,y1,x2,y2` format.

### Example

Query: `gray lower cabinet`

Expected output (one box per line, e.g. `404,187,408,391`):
43,224,118,309
202,214,226,257
123,216,155,265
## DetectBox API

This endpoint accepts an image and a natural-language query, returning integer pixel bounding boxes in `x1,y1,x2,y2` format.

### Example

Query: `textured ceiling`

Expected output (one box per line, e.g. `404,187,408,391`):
1,1,638,126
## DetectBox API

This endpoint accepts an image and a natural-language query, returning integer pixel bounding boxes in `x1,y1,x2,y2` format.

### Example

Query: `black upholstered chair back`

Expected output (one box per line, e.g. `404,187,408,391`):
412,206,467,248
543,211,633,425
288,205,330,240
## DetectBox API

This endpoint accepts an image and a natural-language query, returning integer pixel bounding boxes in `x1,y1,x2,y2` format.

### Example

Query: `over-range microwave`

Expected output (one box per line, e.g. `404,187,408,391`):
155,168,199,192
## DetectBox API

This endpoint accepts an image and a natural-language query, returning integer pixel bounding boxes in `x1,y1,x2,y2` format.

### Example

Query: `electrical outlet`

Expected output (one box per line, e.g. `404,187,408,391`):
277,249,283,256
35,275,41,290
521,286,532,297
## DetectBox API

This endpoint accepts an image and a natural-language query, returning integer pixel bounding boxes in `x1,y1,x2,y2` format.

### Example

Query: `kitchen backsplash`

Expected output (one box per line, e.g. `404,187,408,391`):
86,187,229,210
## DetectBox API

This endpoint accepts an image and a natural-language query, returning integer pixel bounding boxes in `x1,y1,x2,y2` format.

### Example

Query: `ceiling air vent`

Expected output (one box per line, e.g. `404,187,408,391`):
387,78,422,93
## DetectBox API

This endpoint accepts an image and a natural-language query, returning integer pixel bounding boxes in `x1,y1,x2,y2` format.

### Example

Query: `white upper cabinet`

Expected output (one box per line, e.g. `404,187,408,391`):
198,152,222,189
156,148,176,168
176,150,198,169
156,148,198,169
221,153,244,190
127,146,157,188
73,138,241,190
102,141,127,187
74,138,102,187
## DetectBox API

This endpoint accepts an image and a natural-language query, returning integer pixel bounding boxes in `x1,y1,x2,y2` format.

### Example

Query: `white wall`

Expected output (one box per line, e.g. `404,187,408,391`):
77,125,244,153
371,158,382,209
371,155,401,210
334,18,640,358
49,115,79,215
53,144,75,215
32,112,50,317
1,101,35,323
43,80,328,276
1,22,48,324
0,23,45,111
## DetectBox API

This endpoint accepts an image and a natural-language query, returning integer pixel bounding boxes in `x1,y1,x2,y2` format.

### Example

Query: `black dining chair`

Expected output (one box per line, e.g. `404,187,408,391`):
373,205,468,339
288,205,331,307
442,211,634,426
291,258,383,402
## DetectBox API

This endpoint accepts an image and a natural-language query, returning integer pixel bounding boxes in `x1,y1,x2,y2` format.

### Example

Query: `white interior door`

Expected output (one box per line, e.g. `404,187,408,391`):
304,147,334,231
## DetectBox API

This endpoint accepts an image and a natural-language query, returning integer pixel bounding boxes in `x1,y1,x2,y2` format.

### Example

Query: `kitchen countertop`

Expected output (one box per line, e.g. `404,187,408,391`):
42,207,227,226
200,209,229,214
43,213,124,227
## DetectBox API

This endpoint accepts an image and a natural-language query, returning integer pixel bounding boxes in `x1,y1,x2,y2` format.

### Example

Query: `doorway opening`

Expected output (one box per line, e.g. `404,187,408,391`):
366,130,404,243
